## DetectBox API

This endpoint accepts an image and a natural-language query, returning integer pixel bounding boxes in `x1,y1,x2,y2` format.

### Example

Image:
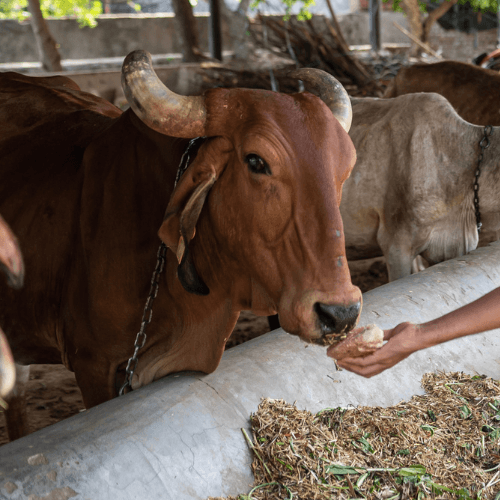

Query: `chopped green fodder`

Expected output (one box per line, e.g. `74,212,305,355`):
209,372,500,500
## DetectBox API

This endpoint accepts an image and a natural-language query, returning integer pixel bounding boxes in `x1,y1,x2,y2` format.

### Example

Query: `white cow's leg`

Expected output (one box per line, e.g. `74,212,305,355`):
4,363,30,441
411,255,428,274
377,228,415,282
383,245,415,282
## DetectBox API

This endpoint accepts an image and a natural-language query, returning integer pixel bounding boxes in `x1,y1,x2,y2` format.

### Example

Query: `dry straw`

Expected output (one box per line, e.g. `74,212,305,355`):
210,371,500,499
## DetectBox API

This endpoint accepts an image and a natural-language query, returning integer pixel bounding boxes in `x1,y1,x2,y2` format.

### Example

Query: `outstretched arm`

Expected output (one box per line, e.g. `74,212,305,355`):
327,286,500,378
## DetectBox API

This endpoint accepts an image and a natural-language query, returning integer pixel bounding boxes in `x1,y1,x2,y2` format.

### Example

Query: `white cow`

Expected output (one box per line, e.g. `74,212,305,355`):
342,92,500,281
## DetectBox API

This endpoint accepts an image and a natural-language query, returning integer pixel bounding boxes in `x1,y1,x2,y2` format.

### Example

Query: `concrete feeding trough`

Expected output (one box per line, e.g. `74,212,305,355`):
1,242,499,499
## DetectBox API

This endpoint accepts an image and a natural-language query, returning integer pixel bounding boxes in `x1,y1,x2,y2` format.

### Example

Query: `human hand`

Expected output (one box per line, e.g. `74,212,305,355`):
327,322,421,378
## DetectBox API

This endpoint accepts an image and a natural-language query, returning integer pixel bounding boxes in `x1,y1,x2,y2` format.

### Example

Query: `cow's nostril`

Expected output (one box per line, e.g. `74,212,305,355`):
314,301,361,336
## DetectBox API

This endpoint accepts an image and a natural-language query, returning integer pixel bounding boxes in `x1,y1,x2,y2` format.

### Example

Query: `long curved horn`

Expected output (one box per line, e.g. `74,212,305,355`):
122,50,207,138
288,68,352,133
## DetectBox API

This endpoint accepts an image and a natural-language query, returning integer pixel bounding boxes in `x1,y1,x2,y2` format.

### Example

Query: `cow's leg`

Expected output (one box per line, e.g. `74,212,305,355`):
377,228,415,282
72,358,115,409
379,233,414,281
385,248,415,281
411,255,428,274
4,363,30,441
267,315,280,331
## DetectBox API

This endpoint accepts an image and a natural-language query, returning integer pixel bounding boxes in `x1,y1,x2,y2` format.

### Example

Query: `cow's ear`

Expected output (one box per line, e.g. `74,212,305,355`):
159,138,230,253
158,152,220,295
159,138,231,295
159,171,216,259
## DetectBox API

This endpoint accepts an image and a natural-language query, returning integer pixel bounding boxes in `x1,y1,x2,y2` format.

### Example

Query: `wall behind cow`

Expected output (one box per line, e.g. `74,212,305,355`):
0,14,212,64
428,22,498,62
0,11,494,66
0,12,412,65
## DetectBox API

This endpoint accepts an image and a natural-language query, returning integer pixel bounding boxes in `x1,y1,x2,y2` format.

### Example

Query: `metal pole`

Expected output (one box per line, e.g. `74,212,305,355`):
497,0,500,48
369,0,381,52
209,0,222,60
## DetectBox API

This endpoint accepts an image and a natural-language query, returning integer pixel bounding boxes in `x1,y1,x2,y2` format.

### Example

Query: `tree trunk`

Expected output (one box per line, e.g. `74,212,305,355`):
400,0,424,56
27,0,62,72
219,0,252,59
171,0,205,62
401,0,458,56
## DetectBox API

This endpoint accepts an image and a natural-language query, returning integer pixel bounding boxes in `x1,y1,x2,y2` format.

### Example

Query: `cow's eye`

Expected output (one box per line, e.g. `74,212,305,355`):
245,154,271,175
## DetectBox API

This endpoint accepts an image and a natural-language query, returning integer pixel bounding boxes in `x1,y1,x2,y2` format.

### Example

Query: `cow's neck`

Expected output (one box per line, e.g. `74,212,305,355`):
104,115,240,391
470,124,500,233
128,240,241,390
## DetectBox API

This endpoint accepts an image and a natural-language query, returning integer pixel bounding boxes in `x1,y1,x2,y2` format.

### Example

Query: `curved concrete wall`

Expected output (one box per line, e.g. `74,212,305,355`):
1,242,500,499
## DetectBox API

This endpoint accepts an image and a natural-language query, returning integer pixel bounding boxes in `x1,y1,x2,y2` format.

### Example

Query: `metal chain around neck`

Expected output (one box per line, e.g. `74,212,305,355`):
119,136,205,396
474,125,493,234
119,242,167,396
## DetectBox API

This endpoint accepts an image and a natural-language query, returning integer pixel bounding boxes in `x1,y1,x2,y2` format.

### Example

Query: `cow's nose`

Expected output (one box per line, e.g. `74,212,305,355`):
314,301,361,336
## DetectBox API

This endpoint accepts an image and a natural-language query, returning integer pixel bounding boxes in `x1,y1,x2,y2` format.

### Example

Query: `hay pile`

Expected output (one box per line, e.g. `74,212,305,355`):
202,14,388,98
210,372,500,499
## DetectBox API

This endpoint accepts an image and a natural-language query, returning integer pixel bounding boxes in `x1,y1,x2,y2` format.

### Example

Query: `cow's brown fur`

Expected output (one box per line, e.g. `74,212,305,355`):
384,61,500,126
0,71,361,439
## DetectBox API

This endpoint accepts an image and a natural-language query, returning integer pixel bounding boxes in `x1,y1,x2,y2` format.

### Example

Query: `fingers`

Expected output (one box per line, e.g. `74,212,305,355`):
336,356,390,378
327,322,420,378
383,328,394,341
383,322,416,341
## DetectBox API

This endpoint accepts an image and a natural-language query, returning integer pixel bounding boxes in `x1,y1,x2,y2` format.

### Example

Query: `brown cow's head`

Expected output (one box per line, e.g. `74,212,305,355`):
122,50,361,343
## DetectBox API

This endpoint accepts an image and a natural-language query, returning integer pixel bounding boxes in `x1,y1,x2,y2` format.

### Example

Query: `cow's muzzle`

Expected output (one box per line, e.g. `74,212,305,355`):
314,301,361,337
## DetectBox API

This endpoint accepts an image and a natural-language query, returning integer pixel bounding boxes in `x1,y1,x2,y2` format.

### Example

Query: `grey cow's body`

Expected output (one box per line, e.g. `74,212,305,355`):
342,93,500,281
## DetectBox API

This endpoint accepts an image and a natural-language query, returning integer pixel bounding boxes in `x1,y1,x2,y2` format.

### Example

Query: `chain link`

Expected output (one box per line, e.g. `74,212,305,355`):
474,125,493,233
119,137,205,396
119,243,167,396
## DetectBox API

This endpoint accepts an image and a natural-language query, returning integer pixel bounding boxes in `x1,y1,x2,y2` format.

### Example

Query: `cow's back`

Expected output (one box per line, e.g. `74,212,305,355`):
384,61,500,126
343,93,476,263
0,72,122,364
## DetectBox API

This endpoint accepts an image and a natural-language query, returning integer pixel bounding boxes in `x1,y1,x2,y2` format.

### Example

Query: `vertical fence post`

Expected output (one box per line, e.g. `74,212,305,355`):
369,0,381,52
209,0,222,60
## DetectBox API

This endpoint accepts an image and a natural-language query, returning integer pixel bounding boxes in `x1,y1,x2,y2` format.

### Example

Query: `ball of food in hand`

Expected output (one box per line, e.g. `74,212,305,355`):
327,324,384,360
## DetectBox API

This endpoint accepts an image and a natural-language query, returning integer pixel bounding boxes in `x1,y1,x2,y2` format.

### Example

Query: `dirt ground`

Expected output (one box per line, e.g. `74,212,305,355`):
0,257,388,446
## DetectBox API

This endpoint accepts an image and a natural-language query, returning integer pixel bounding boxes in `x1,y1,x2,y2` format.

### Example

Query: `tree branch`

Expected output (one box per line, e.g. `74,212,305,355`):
423,0,458,42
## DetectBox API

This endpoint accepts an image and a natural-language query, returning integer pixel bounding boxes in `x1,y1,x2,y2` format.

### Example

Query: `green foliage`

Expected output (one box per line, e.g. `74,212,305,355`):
0,0,103,27
250,0,499,21
384,0,500,15
0,0,29,20
467,0,499,13
250,0,316,21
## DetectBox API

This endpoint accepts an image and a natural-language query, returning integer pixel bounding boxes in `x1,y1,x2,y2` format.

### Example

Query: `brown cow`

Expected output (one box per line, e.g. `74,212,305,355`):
384,60,500,126
0,51,361,440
